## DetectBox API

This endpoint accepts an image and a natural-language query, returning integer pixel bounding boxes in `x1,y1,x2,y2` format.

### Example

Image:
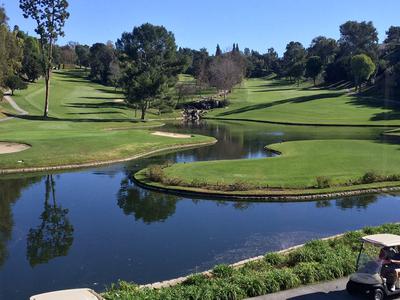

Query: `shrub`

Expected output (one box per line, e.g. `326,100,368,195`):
231,273,266,297
183,273,208,286
293,262,320,284
269,268,301,290
361,170,381,184
162,177,183,186
190,178,208,188
212,264,234,278
204,279,245,300
242,260,273,272
258,271,281,293
264,252,286,267
316,176,331,188
146,165,165,182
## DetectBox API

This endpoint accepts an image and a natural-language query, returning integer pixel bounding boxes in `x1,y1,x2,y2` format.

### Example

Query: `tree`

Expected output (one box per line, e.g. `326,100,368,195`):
0,5,8,26
117,23,182,120
339,21,378,60
208,55,244,99
21,36,42,82
108,59,121,90
20,0,70,118
290,62,305,86
4,74,27,95
308,36,338,65
385,26,400,45
59,44,76,68
26,175,74,267
75,44,90,69
283,41,306,80
89,43,114,84
305,56,322,85
215,44,222,56
351,54,376,92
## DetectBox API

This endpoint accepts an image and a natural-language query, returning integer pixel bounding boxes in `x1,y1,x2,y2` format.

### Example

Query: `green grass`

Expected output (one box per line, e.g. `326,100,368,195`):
207,78,400,126
0,69,215,170
140,139,400,190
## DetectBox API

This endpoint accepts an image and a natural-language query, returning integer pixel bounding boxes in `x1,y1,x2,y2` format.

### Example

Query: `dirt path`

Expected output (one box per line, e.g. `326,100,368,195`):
0,92,28,122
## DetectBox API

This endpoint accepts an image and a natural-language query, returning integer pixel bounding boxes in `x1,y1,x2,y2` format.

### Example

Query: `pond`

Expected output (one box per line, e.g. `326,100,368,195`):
1,120,400,299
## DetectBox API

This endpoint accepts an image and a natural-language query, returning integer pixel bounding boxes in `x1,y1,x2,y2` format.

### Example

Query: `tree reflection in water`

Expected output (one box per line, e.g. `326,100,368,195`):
26,175,74,267
117,177,180,224
0,176,41,268
316,194,378,210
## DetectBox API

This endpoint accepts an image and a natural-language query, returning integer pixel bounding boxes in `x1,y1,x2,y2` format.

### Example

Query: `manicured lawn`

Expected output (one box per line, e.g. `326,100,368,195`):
152,139,400,189
0,70,215,171
207,79,400,126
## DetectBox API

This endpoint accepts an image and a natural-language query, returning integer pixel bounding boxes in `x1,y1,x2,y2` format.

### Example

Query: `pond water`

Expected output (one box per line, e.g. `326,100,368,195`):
1,120,400,299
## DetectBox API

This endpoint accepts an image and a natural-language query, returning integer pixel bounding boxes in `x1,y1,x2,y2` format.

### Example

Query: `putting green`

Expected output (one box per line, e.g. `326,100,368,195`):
141,139,400,190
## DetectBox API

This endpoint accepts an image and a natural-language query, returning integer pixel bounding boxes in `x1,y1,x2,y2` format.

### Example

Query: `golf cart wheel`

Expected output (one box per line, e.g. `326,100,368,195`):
371,289,384,300
346,282,357,295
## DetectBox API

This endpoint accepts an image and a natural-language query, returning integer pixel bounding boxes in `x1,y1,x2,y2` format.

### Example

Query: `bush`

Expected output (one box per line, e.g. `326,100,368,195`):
146,165,165,182
231,273,266,297
293,262,320,284
212,264,234,278
316,176,331,188
264,252,286,266
183,273,208,286
269,268,301,290
361,170,381,184
258,271,281,293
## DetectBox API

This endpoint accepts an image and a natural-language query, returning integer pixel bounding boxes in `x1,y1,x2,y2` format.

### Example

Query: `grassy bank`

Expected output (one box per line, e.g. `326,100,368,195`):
135,139,400,195
0,70,215,171
207,78,400,126
103,223,400,300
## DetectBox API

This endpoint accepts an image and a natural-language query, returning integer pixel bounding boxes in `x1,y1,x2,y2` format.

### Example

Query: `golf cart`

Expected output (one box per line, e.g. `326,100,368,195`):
346,234,400,300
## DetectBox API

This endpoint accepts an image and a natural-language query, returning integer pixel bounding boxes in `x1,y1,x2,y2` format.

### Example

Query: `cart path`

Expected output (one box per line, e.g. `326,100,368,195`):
0,92,29,122
247,277,400,300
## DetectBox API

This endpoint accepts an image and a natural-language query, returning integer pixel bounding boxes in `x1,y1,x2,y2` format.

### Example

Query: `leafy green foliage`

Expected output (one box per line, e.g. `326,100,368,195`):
117,23,183,120
351,54,376,92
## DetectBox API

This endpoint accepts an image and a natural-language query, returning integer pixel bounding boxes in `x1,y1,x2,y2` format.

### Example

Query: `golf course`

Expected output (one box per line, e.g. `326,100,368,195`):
207,78,400,126
0,69,215,172
134,77,400,197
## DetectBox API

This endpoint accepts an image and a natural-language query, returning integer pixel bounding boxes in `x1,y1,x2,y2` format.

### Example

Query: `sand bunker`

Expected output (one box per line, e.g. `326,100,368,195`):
113,99,125,103
151,131,192,138
0,142,31,154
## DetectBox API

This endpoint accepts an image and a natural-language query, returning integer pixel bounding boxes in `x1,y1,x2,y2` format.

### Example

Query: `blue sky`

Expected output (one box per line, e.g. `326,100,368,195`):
2,0,400,55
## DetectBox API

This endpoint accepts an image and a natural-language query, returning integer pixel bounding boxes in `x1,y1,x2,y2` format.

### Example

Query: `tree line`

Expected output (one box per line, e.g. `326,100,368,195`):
1,1,399,120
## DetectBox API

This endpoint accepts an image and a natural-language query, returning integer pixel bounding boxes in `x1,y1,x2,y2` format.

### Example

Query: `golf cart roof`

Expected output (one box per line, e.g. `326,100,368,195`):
362,234,400,247
30,288,103,300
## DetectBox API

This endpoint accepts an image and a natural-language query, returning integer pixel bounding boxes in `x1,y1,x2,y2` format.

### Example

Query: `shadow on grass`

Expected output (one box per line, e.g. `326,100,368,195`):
4,113,134,123
217,92,345,116
64,101,127,110
348,96,400,122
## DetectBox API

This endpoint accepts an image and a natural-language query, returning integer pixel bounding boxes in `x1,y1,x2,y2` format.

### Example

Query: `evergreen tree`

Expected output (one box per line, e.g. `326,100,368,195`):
215,44,222,56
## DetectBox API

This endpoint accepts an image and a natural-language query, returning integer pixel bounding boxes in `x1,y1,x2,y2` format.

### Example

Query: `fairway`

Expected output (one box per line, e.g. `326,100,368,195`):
143,139,400,190
0,70,215,171
207,79,400,126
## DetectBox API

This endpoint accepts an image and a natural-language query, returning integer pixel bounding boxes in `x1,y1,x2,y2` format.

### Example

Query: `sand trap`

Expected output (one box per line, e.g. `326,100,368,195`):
0,142,31,154
113,99,125,103
151,131,192,138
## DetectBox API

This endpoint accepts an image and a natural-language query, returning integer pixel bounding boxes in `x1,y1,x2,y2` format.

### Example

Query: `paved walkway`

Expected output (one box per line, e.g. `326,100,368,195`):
248,277,400,300
0,92,28,122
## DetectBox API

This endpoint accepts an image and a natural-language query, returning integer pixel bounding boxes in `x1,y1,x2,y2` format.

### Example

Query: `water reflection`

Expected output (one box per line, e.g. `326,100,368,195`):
26,175,74,267
0,176,41,268
117,177,180,224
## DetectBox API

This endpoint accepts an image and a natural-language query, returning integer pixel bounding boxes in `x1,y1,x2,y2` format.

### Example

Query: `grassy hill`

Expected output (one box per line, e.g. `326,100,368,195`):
207,78,400,126
0,69,215,171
